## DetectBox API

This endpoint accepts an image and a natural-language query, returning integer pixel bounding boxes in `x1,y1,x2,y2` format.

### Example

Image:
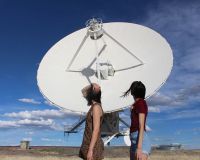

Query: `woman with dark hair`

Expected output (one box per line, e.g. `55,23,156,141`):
79,83,104,160
123,81,151,160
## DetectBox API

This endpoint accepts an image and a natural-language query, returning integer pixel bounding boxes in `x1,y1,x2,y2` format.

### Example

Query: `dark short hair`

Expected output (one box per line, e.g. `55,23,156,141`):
85,84,101,106
122,81,146,99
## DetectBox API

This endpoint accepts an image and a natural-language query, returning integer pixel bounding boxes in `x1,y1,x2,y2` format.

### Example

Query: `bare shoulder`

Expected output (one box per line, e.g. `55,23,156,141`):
92,103,103,116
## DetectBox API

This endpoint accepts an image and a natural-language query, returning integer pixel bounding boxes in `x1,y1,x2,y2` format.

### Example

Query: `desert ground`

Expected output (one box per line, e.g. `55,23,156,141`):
0,146,200,160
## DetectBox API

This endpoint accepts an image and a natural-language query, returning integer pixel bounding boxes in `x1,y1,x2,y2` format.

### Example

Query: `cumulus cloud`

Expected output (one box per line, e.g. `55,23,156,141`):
167,109,200,120
147,93,172,106
148,106,160,113
0,119,62,131
0,120,20,128
18,118,53,126
4,109,80,120
176,85,200,101
138,0,200,111
147,92,185,107
147,84,200,108
18,98,41,105
1,109,82,131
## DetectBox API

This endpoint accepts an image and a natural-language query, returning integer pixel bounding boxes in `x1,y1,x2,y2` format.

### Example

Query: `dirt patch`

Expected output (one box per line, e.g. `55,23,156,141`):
0,146,199,160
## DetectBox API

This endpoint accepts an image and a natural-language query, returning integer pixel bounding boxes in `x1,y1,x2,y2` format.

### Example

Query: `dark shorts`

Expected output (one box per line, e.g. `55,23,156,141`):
130,131,151,160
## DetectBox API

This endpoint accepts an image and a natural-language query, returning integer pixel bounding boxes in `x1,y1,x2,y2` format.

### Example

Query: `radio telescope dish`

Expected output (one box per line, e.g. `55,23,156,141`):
37,20,173,113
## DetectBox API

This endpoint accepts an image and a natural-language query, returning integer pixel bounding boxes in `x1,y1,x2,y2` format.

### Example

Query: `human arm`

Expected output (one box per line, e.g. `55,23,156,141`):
135,100,147,159
87,104,103,160
136,113,145,159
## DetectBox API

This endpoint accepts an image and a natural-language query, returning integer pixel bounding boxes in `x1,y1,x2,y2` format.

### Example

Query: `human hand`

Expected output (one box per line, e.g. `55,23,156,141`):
87,148,93,160
92,83,101,93
135,148,142,160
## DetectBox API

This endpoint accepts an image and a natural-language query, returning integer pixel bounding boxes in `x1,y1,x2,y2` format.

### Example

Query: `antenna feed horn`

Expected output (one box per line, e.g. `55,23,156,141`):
86,18,104,40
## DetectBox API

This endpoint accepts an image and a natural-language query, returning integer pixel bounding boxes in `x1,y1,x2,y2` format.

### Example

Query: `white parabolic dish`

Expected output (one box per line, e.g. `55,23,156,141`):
37,22,173,113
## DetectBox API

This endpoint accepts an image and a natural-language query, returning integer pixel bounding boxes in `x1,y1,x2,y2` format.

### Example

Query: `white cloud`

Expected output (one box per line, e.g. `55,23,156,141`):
148,106,160,113
146,125,152,131
176,85,200,101
41,138,62,142
4,109,80,120
0,119,62,131
147,92,185,107
147,84,200,109
18,98,41,105
5,111,34,119
1,109,82,131
22,137,32,141
18,118,53,126
136,3,200,112
0,120,20,128
167,109,200,120
147,92,172,106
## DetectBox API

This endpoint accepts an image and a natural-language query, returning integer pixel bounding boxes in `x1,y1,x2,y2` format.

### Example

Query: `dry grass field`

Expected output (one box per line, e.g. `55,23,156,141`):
0,146,200,160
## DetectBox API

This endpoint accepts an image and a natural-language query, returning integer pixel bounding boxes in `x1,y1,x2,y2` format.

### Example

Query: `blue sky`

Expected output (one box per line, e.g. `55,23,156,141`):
0,0,200,149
